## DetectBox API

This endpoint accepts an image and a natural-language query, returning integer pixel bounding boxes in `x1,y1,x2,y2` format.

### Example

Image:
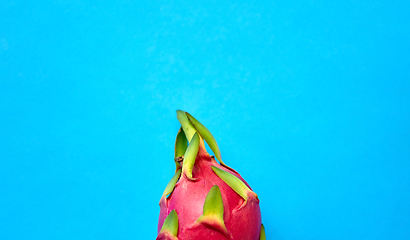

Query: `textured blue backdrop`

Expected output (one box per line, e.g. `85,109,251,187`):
1,1,409,239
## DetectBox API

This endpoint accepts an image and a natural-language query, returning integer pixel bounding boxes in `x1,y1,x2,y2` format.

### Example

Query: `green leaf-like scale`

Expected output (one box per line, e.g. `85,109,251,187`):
175,127,188,158
160,169,182,204
211,166,257,209
183,133,199,179
185,113,221,160
196,185,229,237
160,210,179,237
186,112,237,172
260,224,266,240
202,185,225,218
176,110,197,143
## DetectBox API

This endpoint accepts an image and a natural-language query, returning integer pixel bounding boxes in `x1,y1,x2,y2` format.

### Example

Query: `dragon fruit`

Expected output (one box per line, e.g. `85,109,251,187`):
157,110,265,240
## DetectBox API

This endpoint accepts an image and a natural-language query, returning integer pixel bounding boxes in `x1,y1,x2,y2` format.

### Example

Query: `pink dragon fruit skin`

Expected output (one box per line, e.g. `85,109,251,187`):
157,111,265,240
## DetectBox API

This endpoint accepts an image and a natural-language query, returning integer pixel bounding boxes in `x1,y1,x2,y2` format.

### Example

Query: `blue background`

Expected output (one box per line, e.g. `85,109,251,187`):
1,1,409,239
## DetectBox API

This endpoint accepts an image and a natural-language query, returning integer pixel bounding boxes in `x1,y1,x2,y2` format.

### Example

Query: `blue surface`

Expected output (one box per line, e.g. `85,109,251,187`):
1,1,409,239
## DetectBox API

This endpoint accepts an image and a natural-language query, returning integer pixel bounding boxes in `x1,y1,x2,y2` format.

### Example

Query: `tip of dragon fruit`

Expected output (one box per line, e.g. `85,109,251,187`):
176,110,236,171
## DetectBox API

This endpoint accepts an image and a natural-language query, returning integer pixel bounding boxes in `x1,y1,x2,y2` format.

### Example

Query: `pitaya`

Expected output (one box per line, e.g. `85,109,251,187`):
157,110,265,240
